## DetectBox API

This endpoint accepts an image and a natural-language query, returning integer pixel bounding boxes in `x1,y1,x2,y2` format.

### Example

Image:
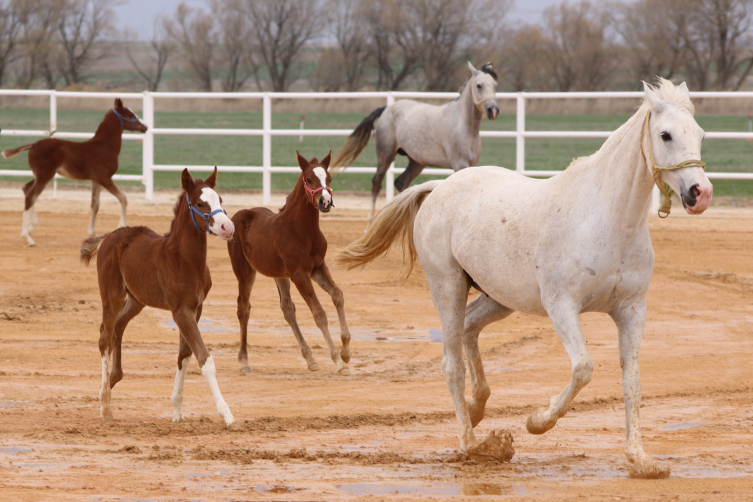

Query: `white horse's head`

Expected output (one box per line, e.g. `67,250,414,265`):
643,79,713,214
468,62,499,120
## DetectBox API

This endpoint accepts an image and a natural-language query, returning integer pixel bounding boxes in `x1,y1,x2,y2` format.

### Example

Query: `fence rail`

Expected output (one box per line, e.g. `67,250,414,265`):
2,89,753,211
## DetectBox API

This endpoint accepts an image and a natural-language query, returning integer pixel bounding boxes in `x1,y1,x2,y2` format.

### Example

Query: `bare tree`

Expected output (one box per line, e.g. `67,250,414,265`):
125,21,171,92
13,0,64,88
57,0,116,86
502,25,551,91
608,0,688,85
327,0,369,91
541,1,614,91
0,1,24,87
165,2,216,92
214,0,252,92
237,0,322,92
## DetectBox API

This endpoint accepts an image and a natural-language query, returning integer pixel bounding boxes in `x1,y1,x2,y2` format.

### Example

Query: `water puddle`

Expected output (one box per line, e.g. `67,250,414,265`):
183,472,211,479
0,403,18,407
164,318,235,333
661,422,702,431
255,484,304,494
0,447,31,454
351,328,443,343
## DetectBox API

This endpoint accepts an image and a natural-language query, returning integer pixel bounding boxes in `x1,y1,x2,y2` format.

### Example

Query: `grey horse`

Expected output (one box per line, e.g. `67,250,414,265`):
331,62,500,222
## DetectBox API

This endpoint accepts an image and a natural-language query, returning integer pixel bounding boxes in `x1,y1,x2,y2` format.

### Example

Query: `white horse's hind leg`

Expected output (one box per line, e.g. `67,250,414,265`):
463,293,513,427
611,300,670,479
527,301,593,434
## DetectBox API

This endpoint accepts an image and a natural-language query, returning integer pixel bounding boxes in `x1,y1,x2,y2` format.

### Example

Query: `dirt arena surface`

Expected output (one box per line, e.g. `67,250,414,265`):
0,188,752,501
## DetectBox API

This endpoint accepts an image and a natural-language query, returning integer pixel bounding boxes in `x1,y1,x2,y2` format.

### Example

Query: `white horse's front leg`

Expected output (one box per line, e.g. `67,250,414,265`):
527,301,593,434
611,300,670,478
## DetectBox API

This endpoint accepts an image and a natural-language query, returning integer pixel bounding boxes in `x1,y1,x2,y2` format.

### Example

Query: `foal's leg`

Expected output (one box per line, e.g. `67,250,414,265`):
171,305,234,425
21,171,54,246
611,299,670,478
88,182,102,237
98,177,128,229
98,289,126,421
463,293,513,427
109,293,145,388
311,261,351,363
275,278,319,371
526,300,593,434
171,333,193,423
290,271,349,375
228,239,257,373
394,157,425,193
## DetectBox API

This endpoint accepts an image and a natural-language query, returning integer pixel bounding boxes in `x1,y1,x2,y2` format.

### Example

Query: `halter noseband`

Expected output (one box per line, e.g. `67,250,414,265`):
640,111,707,218
304,181,333,209
112,108,142,132
185,193,227,235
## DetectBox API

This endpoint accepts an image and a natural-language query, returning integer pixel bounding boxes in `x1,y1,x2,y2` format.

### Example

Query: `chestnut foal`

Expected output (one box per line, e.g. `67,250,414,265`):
2,98,147,246
227,151,351,375
81,168,236,425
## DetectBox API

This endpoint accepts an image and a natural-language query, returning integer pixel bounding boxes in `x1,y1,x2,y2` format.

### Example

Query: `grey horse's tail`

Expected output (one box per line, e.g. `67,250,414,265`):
331,106,386,170
335,180,441,281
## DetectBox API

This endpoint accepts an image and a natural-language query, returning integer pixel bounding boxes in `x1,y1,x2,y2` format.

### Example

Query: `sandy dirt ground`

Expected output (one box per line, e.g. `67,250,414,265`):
0,187,752,501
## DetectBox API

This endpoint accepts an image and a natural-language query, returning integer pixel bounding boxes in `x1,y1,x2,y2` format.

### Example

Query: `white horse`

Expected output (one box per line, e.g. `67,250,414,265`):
337,79,712,478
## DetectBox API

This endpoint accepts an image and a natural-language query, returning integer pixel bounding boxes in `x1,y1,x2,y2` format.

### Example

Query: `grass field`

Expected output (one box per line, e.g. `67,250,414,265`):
1,107,752,197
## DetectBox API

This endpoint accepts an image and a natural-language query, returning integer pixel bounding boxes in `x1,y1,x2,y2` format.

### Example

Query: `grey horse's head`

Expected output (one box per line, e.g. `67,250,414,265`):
468,61,499,120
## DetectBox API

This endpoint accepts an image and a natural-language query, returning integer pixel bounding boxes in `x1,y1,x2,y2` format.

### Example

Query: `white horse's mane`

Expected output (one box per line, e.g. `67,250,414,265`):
648,77,694,115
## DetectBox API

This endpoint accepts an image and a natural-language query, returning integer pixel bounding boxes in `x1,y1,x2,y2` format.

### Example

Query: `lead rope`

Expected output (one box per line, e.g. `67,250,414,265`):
640,111,706,218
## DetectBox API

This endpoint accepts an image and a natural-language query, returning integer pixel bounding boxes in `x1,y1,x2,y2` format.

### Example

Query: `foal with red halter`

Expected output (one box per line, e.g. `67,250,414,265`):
227,151,351,375
81,168,236,425
2,98,147,246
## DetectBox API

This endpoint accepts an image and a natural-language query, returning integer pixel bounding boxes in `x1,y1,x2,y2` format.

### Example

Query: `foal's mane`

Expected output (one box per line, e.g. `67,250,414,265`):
166,181,206,236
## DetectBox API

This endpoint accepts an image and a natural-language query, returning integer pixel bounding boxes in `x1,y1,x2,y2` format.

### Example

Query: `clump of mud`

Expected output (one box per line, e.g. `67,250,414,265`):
467,430,514,463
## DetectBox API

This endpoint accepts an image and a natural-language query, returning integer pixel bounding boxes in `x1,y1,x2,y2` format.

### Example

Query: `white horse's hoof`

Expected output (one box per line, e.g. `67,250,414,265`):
628,458,671,479
222,414,235,426
307,362,320,371
239,366,252,374
466,430,515,463
22,235,36,247
337,366,350,376
526,408,557,434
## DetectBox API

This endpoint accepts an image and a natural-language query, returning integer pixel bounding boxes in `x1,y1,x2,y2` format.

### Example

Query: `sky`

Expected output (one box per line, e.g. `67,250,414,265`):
113,0,565,38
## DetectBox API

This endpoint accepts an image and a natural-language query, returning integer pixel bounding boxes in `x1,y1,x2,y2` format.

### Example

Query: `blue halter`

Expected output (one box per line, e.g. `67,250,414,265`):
112,108,142,132
185,193,227,235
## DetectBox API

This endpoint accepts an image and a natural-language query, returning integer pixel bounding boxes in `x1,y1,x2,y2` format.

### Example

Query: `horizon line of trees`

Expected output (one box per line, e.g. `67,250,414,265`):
1,0,753,93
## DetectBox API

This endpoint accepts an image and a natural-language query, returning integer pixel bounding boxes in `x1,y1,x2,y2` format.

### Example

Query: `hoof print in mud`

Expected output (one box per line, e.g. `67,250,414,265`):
467,430,515,463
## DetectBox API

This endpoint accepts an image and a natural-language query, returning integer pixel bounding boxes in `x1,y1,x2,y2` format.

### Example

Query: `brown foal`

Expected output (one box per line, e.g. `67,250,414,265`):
227,151,352,375
2,98,147,246
80,168,236,425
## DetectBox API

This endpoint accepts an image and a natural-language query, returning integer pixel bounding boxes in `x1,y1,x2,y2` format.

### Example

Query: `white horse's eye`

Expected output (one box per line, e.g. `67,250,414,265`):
660,132,672,141
477,83,482,88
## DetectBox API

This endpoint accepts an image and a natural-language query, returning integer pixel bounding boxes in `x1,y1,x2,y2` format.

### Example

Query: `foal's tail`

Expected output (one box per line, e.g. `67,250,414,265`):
336,180,441,280
80,234,109,266
331,106,386,170
2,144,32,159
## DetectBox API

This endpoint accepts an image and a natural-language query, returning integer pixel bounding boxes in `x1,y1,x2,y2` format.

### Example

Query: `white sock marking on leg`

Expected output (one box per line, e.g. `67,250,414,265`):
200,356,234,425
171,356,191,422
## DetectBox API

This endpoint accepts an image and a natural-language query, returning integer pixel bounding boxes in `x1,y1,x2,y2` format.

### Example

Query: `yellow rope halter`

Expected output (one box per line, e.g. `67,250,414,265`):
640,111,706,217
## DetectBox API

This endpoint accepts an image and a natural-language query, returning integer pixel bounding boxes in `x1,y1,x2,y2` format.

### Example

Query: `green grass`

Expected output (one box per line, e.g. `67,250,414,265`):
2,108,752,197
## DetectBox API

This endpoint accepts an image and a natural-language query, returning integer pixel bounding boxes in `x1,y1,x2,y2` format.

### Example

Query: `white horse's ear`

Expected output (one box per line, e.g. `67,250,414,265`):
467,61,477,73
643,81,665,112
678,81,690,97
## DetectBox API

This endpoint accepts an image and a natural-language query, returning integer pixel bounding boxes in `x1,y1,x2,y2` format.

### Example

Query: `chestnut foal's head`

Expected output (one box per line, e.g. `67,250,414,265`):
181,167,234,240
297,150,334,213
112,98,148,133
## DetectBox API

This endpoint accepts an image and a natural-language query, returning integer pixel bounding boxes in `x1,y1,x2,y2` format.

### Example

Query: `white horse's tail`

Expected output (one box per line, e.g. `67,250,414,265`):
336,180,441,279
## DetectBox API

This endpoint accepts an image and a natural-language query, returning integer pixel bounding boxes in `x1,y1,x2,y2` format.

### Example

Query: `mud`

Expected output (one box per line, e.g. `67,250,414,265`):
0,190,752,500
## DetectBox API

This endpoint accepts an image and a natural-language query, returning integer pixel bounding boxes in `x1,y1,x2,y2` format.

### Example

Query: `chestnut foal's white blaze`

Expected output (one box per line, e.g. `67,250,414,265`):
347,79,711,477
313,167,332,206
200,187,235,240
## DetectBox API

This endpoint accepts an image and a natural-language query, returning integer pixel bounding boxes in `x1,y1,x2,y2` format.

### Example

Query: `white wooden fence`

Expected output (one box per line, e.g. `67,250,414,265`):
2,89,753,210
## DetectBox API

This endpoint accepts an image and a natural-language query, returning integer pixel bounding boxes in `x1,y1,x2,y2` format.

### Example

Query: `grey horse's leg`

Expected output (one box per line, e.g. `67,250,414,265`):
463,293,514,427
394,157,425,193
369,131,398,223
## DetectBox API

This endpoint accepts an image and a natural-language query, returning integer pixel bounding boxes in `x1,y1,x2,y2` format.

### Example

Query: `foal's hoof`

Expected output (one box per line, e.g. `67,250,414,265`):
23,236,36,247
308,362,320,372
337,366,351,376
628,458,671,479
340,347,351,364
239,366,252,375
467,430,515,463
100,413,114,422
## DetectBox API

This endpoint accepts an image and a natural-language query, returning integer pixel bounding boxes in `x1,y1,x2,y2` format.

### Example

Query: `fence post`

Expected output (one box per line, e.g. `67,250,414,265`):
385,92,395,202
263,93,271,205
516,93,525,173
142,91,155,202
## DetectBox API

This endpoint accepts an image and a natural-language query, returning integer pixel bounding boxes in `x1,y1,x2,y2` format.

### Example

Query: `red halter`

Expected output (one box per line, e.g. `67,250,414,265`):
303,181,333,208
